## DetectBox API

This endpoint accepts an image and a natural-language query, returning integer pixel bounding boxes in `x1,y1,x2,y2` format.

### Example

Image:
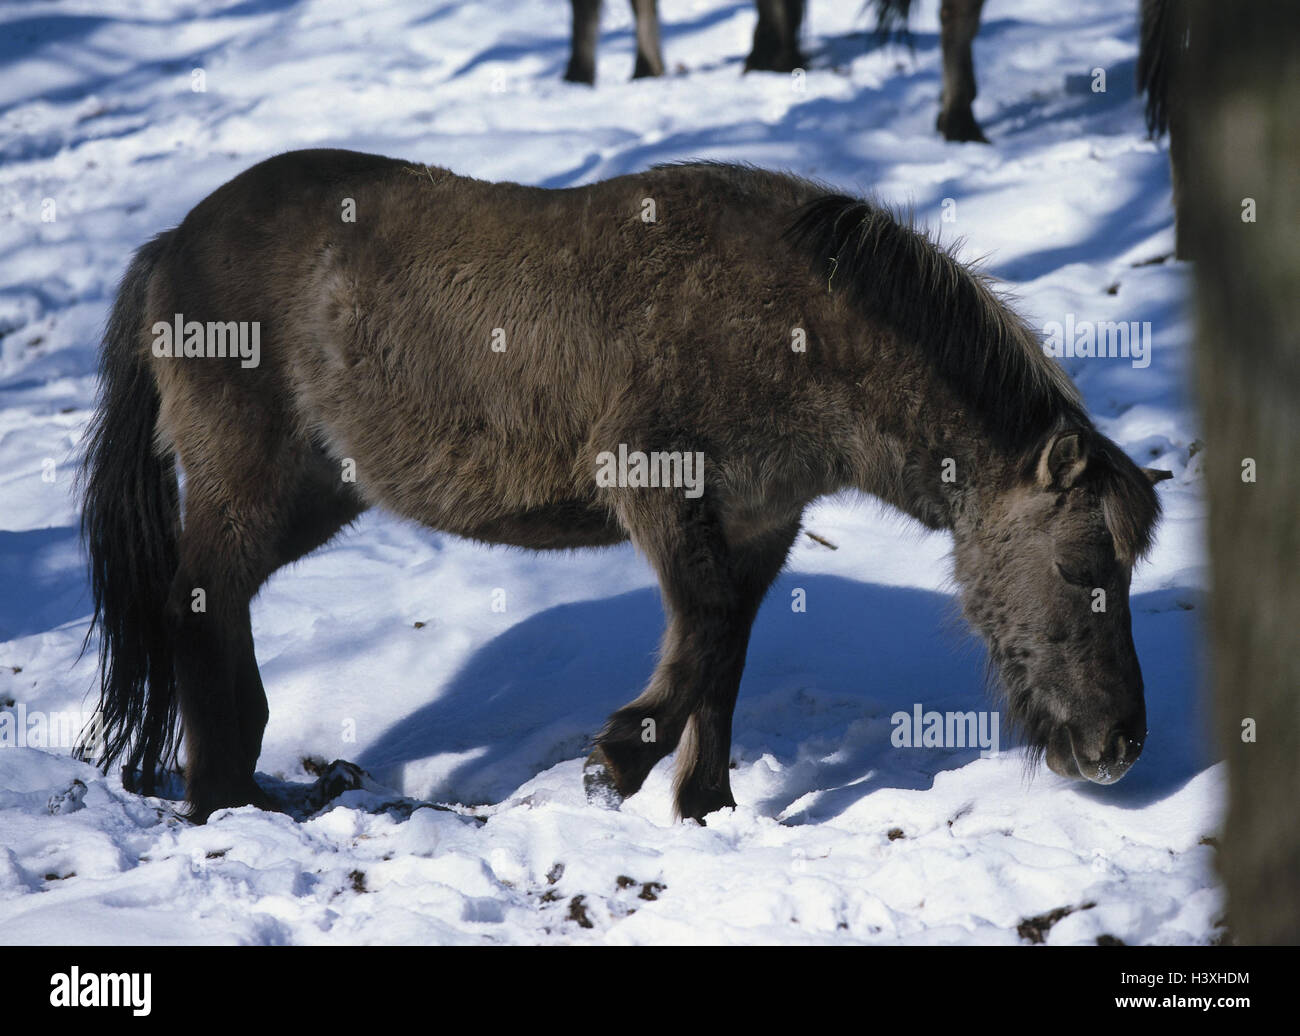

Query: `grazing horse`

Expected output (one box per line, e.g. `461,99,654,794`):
564,0,807,83
78,152,1168,823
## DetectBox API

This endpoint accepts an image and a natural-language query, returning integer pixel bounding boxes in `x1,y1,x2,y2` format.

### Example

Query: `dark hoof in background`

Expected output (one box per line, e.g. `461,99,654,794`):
563,61,596,85
632,55,665,79
937,106,989,143
744,50,806,74
583,748,625,809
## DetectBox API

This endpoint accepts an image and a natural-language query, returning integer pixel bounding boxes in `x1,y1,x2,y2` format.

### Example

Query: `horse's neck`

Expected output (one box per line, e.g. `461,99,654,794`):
840,387,1014,538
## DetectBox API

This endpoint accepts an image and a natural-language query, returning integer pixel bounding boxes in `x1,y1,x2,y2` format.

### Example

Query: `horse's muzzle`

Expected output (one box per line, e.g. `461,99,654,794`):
1046,724,1145,784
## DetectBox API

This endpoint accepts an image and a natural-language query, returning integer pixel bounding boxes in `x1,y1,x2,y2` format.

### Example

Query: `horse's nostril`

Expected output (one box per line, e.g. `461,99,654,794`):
1107,728,1144,767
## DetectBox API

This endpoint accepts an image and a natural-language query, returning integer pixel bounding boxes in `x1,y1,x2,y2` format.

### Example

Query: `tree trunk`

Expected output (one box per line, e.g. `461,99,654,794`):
1186,0,1300,945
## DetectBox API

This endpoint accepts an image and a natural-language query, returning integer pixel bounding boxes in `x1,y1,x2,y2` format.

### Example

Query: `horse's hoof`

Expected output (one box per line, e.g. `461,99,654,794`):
937,107,989,143
632,55,665,79
185,780,275,824
743,50,804,74
583,749,624,809
675,784,736,825
563,62,596,85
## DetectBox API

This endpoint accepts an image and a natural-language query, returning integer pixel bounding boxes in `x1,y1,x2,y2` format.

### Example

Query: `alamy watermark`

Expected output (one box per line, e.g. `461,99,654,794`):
891,703,1000,757
1042,314,1151,369
50,967,151,1016
595,443,705,498
152,313,260,368
0,704,103,754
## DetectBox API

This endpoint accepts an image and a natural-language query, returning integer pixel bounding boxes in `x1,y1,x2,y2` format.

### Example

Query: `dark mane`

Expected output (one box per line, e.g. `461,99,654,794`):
784,192,1087,450
784,191,1159,562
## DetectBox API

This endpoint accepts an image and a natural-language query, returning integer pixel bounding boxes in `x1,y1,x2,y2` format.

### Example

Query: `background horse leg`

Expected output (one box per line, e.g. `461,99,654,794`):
630,0,665,78
565,0,602,83
937,0,987,142
746,0,806,73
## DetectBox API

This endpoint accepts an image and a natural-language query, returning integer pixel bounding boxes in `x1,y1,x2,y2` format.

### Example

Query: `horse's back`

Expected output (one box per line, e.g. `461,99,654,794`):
143,150,832,546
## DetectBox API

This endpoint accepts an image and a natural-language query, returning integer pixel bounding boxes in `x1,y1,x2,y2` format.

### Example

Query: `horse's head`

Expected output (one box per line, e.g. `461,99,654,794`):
954,429,1170,784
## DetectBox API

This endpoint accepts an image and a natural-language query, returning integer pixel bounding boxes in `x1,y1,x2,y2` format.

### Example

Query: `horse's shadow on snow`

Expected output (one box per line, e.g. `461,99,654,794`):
357,575,1209,824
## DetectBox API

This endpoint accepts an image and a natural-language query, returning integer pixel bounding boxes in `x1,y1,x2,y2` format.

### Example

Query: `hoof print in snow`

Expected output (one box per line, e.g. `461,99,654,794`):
614,874,664,902
582,752,623,810
1017,901,1096,944
567,894,594,929
47,779,87,815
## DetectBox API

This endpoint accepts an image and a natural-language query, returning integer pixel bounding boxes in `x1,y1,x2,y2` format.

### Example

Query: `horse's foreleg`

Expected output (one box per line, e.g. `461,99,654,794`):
588,487,798,822
630,0,665,78
565,0,602,84
672,520,799,822
585,495,733,808
937,0,987,142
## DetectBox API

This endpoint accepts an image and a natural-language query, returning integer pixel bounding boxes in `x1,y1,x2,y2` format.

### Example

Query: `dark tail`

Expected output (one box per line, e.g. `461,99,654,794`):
870,0,915,44
1137,0,1187,139
75,233,181,795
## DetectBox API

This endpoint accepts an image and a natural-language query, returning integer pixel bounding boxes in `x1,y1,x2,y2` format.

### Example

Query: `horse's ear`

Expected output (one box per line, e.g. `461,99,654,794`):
1037,431,1088,489
1143,467,1174,484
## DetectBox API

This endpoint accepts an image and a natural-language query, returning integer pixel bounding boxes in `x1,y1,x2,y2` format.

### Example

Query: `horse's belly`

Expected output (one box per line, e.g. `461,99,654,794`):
348,443,626,550
452,499,629,550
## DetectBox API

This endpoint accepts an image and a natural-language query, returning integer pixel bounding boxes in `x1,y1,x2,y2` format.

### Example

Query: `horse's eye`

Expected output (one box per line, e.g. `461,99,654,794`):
1054,560,1093,587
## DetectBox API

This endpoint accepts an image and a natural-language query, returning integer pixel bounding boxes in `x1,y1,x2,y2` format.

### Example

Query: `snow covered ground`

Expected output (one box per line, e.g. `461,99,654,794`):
0,0,1218,944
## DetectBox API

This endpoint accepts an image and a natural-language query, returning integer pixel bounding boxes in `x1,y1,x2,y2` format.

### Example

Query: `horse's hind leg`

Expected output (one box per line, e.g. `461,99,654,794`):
230,449,367,784
170,435,364,822
587,488,798,822
167,477,280,822
937,0,987,143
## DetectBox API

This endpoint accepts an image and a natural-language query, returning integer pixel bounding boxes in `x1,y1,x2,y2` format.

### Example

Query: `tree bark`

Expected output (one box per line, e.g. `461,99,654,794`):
1186,0,1300,945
